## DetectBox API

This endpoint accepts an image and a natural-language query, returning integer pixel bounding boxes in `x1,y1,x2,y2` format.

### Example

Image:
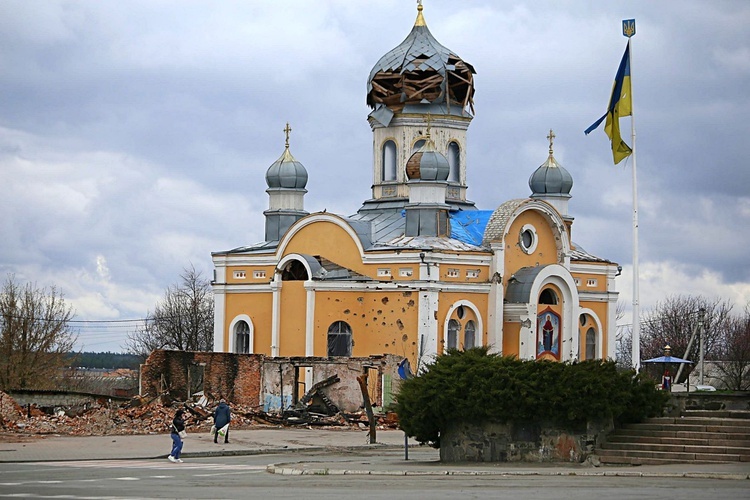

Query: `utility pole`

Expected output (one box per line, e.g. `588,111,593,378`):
698,308,706,385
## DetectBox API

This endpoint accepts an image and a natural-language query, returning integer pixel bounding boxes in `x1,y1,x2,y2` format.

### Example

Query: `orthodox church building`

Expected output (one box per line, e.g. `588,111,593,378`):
211,4,619,370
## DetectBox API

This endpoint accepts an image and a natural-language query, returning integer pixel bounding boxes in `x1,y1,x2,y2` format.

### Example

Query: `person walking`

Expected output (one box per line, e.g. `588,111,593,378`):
213,398,231,444
168,408,186,463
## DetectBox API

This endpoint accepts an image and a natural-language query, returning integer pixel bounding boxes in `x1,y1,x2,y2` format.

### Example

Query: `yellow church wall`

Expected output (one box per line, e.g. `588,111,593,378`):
278,281,308,357
283,221,368,276
502,210,562,287
571,271,607,292
502,322,521,357
439,261,490,283
314,289,421,362
225,265,275,284
224,292,273,354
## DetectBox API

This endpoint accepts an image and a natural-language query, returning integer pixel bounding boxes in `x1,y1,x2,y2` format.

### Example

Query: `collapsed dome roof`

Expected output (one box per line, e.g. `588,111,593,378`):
367,4,476,115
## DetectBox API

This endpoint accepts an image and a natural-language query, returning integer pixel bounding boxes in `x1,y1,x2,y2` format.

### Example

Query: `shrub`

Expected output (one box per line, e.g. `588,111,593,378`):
394,347,668,447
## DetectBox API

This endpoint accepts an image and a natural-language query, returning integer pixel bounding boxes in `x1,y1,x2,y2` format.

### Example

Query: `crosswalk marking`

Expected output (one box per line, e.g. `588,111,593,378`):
31,460,266,471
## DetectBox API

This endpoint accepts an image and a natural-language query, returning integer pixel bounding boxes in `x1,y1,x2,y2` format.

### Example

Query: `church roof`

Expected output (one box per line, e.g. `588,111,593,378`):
570,243,612,263
481,199,528,246
505,266,545,303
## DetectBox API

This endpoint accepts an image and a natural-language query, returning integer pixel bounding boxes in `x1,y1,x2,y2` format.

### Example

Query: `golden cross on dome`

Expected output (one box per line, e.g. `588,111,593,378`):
283,122,292,148
547,129,555,155
425,112,432,137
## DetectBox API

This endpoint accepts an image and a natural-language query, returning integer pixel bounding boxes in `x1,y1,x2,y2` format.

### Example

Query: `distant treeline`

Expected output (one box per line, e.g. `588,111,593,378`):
66,351,145,370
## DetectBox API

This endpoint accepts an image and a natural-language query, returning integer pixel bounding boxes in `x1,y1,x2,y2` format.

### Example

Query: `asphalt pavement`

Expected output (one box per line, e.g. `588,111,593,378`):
1,427,748,480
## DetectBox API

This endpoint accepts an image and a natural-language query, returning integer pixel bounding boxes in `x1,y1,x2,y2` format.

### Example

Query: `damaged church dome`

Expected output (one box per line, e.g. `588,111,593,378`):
366,2,476,116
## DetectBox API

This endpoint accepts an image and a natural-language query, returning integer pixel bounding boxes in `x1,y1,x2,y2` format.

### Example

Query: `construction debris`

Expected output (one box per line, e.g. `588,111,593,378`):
0,390,399,439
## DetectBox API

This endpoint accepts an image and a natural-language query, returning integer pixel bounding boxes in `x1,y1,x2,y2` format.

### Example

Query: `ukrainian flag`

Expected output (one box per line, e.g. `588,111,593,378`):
585,44,632,164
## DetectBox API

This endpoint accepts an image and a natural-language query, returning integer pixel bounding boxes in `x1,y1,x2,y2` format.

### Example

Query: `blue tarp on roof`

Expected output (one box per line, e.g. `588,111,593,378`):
449,210,493,247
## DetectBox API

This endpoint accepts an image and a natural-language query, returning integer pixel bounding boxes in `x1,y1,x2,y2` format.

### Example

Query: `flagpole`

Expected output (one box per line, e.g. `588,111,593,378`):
626,28,640,372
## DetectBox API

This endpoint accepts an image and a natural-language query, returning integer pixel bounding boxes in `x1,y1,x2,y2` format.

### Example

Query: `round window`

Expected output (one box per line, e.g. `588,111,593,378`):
580,314,587,327
456,305,465,319
519,224,538,254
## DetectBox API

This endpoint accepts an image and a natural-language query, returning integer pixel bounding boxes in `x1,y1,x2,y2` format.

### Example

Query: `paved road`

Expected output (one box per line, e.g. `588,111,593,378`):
0,451,747,500
0,427,747,499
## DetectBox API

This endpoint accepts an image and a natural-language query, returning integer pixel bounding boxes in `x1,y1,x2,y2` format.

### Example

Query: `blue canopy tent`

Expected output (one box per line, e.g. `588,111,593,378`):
642,355,693,365
642,348,693,392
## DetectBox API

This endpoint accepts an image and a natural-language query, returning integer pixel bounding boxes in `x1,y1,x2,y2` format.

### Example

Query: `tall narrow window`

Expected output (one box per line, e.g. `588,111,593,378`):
235,320,250,354
586,327,597,360
382,140,397,181
447,319,460,350
327,321,352,357
464,320,476,349
412,139,426,153
447,141,460,182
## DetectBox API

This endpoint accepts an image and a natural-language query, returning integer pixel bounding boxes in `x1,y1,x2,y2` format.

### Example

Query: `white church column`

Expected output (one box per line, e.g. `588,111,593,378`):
271,277,281,357
304,280,315,357
212,261,227,352
212,290,226,352
487,242,504,353
418,286,439,371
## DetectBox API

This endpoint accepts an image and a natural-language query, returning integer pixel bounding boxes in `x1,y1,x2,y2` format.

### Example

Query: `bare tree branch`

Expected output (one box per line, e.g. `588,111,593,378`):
126,265,213,356
0,275,77,390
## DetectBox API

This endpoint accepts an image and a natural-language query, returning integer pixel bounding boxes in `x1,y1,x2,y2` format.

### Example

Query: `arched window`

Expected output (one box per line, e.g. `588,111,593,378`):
447,319,460,350
464,320,476,349
235,321,250,354
382,140,397,181
281,260,308,281
539,288,559,305
586,327,597,360
447,141,460,182
327,321,352,357
412,139,426,153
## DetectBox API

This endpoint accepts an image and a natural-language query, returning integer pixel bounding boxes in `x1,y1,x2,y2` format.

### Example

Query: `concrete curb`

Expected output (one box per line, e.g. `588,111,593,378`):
265,464,750,480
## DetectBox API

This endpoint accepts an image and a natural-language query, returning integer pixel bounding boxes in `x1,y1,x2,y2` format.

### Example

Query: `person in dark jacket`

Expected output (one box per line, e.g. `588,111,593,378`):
213,399,231,444
169,409,185,462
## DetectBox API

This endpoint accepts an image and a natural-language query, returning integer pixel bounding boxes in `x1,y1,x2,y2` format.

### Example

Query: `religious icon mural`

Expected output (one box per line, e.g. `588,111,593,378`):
537,308,560,358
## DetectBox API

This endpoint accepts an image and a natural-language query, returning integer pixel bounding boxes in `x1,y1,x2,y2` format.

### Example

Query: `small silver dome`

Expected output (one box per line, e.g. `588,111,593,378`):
529,130,572,196
266,148,308,189
406,139,450,181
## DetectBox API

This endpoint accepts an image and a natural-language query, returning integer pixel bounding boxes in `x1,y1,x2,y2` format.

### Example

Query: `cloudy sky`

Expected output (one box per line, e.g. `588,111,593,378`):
1,0,748,353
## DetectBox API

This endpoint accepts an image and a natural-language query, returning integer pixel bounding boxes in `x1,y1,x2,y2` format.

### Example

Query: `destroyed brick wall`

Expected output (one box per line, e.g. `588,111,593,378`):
141,350,404,414
140,350,262,407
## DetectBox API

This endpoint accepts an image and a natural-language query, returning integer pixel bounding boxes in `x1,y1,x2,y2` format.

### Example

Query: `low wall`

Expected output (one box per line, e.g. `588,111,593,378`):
666,392,750,415
440,419,613,463
8,390,130,409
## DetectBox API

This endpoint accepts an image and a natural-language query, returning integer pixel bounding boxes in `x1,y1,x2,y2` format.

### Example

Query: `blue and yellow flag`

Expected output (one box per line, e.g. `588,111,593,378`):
585,44,632,164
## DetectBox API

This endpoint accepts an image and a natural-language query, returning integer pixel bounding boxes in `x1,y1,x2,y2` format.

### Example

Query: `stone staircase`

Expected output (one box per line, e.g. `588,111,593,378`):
596,410,750,465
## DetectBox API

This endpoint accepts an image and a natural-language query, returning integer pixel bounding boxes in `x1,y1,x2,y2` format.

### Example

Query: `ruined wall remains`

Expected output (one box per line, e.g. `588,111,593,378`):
140,350,404,413
140,351,262,406
440,419,613,463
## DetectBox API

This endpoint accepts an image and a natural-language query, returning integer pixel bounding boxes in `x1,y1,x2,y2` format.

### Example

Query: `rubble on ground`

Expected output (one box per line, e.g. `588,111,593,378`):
0,390,399,438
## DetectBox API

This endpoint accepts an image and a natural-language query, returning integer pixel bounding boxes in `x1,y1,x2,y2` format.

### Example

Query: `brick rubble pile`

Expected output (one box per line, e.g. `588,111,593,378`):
0,391,397,437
